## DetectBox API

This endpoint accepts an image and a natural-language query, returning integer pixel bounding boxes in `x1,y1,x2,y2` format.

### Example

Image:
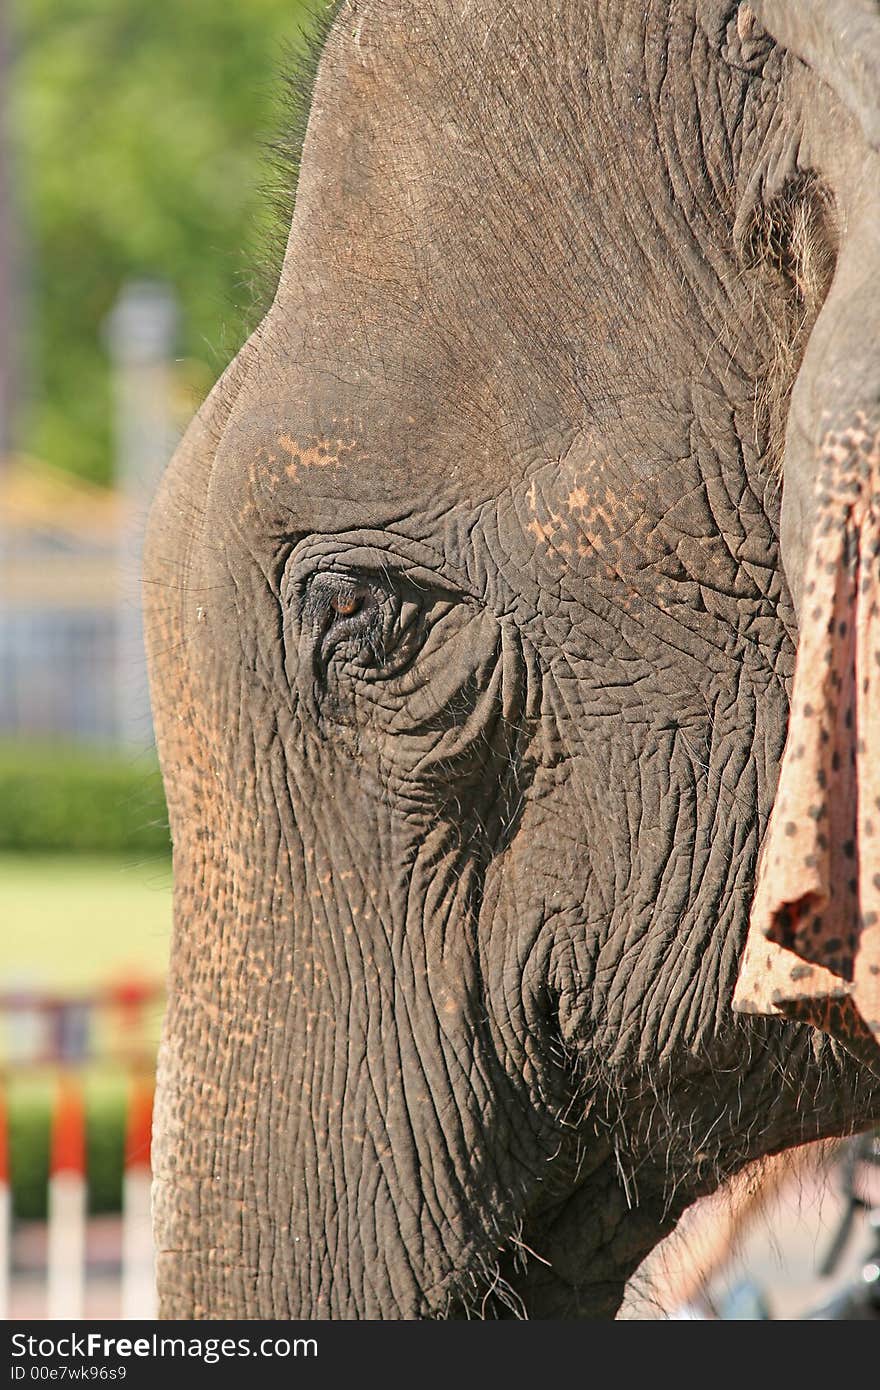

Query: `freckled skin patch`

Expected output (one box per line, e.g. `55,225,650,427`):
278,434,360,482
520,451,667,599
734,413,880,1065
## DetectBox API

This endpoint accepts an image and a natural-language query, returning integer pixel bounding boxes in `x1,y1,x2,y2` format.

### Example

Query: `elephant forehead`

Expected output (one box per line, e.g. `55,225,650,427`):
271,0,703,446
210,312,578,538
220,404,524,536
225,411,677,560
214,378,753,607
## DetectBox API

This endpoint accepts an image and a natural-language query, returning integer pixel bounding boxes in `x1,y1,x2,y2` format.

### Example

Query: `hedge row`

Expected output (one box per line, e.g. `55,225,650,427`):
8,1086,126,1220
0,741,170,855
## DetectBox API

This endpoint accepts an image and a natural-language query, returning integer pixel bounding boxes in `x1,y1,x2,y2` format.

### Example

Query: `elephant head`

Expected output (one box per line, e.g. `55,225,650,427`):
144,0,880,1318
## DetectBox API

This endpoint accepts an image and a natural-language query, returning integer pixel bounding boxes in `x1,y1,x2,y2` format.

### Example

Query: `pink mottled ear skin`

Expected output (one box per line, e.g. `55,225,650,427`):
734,416,880,1073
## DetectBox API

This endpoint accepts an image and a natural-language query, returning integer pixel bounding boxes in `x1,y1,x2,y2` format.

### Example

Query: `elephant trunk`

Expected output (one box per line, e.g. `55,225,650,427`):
733,44,880,1067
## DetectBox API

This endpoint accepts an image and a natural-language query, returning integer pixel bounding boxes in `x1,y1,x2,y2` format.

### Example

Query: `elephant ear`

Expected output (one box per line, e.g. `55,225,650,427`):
732,413,880,1075
732,0,880,1074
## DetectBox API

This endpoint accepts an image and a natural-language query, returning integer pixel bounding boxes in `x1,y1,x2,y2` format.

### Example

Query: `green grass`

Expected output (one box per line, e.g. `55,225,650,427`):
0,853,171,991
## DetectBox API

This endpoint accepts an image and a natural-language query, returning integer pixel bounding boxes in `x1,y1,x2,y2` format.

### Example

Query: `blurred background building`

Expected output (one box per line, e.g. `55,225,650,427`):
0,280,176,747
1,457,120,742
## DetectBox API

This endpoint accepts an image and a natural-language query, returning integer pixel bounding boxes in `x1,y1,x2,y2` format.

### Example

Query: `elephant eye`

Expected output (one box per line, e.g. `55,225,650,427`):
300,569,411,674
304,573,379,640
330,590,364,619
294,566,433,683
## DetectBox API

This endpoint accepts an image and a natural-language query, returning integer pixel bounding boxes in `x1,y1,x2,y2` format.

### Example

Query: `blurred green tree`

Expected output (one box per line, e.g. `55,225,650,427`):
12,0,315,484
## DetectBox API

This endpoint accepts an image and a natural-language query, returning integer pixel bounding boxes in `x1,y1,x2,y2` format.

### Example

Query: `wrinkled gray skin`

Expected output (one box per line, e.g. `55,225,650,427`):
144,0,880,1318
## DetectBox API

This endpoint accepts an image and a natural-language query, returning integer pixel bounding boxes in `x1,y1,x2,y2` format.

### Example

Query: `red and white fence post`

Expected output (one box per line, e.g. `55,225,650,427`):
47,1076,86,1320
0,980,164,1319
0,1087,9,1321
121,1076,155,1319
